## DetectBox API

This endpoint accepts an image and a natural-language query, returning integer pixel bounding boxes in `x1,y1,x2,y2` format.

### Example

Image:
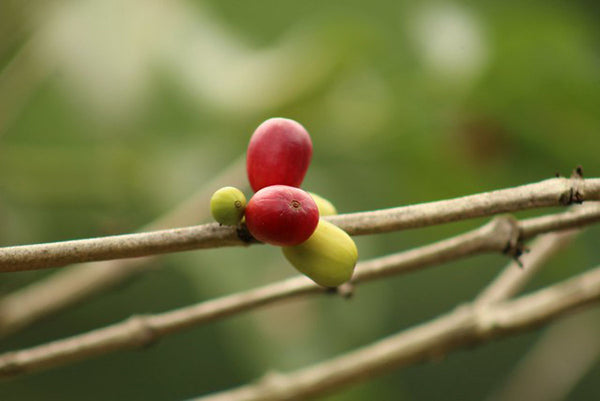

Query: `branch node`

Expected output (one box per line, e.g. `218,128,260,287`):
337,283,355,299
559,168,586,206
325,283,355,299
503,245,525,267
559,189,574,206
572,165,584,179
236,225,257,244
501,238,523,258
126,315,158,349
489,215,523,259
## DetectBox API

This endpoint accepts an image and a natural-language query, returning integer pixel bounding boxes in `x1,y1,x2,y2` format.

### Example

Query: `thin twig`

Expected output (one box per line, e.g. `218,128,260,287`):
0,177,599,273
328,175,598,235
1,206,599,378
0,224,246,273
191,265,600,401
475,230,579,306
0,156,247,337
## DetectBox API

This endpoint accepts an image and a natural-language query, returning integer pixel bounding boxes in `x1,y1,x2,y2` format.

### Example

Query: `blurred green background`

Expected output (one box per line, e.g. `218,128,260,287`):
1,0,599,400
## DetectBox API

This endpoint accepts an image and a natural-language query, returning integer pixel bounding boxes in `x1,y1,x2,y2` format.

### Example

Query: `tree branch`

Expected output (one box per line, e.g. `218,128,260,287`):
0,177,598,273
327,176,598,235
191,265,600,401
0,156,248,337
475,230,579,306
0,205,598,378
0,224,246,273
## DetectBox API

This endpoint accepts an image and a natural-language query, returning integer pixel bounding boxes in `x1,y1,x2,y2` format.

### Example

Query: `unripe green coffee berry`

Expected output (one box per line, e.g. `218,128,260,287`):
308,192,338,216
210,186,247,226
282,219,357,287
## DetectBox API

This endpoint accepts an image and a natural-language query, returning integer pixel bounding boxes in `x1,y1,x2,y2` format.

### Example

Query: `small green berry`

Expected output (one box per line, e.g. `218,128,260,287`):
210,186,247,225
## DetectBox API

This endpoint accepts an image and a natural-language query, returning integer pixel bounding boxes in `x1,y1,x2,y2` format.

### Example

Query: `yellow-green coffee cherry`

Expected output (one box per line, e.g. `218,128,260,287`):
210,186,247,226
308,192,338,216
282,219,357,287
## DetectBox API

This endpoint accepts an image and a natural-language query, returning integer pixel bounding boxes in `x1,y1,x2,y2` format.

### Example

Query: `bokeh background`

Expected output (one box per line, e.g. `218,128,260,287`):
1,1,599,400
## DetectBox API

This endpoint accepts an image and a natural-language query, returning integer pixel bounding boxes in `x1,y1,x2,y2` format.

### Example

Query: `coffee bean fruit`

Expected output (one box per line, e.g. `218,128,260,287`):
246,118,313,192
244,185,319,246
282,219,357,287
210,186,247,226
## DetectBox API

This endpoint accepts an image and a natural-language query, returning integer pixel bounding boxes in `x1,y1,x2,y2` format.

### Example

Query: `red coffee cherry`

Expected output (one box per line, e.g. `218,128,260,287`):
244,185,319,246
246,118,313,192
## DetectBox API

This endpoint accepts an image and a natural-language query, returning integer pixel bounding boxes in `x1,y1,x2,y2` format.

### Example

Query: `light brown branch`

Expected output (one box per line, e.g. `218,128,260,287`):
328,176,599,235
192,265,600,401
0,177,598,273
0,156,248,337
0,206,598,378
0,223,247,273
475,230,579,306
519,203,600,238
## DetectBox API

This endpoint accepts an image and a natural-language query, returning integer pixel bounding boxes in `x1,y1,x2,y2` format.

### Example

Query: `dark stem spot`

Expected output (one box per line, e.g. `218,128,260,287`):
234,200,242,209
290,200,301,209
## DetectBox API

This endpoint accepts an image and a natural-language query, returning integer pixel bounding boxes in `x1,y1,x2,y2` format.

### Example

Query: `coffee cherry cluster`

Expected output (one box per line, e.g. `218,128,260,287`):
210,117,358,287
